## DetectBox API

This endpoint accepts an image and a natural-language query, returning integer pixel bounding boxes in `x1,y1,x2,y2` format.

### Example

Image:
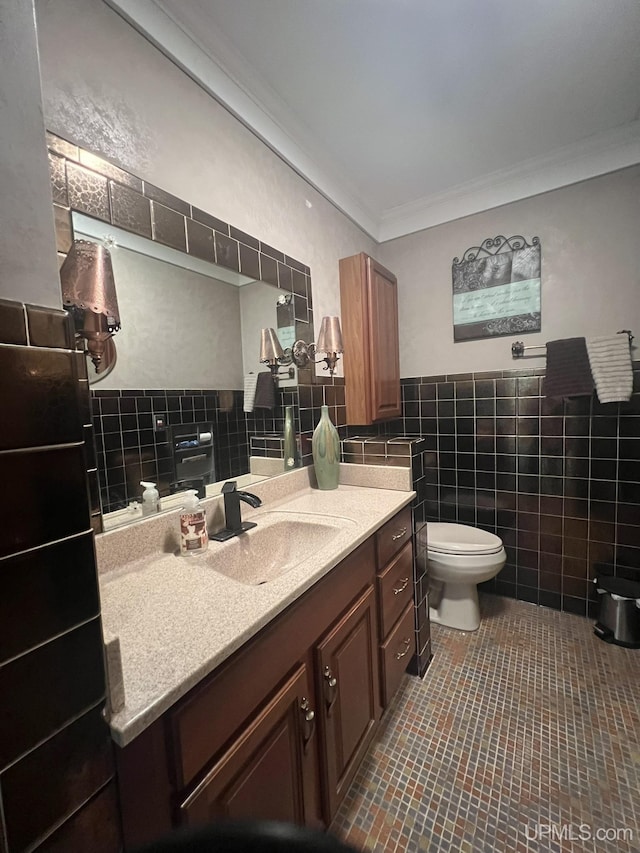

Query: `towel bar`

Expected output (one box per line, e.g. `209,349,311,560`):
511,330,634,359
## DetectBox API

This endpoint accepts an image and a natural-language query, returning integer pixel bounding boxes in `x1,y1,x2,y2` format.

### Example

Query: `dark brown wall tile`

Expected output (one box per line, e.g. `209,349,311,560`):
109,182,151,238
151,202,187,252
35,782,121,853
291,269,307,297
260,253,278,286
278,262,293,291
192,207,228,234
0,348,82,451
0,533,99,664
0,619,105,769
285,255,306,273
214,232,239,271
25,305,73,349
230,226,259,250
66,162,110,221
260,241,285,262
143,181,189,216
0,446,90,558
1,706,113,852
186,218,215,263
239,243,260,279
0,299,27,345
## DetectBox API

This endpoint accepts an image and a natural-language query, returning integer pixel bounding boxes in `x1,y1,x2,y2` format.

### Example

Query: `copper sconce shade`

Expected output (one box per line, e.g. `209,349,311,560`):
292,315,344,376
60,239,121,371
259,327,285,364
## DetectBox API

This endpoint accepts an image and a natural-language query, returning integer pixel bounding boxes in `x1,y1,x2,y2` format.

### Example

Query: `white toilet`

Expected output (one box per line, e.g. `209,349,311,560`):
427,523,506,632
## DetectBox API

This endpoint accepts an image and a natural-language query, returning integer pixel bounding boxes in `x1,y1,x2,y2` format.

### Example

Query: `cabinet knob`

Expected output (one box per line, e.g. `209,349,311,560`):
393,577,410,595
392,526,407,541
300,697,315,752
395,638,412,660
323,665,338,715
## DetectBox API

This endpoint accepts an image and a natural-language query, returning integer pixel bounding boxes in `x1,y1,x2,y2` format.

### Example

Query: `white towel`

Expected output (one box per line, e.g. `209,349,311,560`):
243,373,258,413
585,334,633,403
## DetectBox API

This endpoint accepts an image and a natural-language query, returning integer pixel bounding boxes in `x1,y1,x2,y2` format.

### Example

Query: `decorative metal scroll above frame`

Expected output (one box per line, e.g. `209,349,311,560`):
452,235,541,342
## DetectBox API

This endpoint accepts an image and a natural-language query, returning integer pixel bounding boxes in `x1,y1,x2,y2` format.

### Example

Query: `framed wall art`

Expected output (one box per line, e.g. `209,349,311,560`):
452,235,541,342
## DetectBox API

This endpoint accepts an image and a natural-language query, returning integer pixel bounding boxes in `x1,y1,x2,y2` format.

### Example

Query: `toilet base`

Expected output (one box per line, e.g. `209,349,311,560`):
429,581,480,632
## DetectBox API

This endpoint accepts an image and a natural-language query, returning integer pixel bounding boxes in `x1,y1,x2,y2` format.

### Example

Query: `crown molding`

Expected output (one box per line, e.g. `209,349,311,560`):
378,120,640,242
104,0,379,240
105,1,640,245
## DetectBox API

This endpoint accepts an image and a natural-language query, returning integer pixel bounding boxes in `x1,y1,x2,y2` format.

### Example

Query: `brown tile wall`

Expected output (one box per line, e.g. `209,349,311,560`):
0,298,120,852
396,363,640,618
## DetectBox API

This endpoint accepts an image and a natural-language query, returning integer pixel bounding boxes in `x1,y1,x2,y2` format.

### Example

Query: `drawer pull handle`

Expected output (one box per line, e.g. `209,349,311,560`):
392,527,407,541
393,577,410,595
323,665,338,716
395,638,412,660
300,697,315,752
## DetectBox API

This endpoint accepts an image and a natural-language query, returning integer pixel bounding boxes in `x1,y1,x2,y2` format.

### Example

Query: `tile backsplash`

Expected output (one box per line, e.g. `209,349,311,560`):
92,377,347,513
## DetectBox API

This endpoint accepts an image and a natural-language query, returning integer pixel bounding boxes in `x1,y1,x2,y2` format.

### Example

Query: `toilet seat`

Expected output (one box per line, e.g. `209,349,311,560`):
427,522,503,556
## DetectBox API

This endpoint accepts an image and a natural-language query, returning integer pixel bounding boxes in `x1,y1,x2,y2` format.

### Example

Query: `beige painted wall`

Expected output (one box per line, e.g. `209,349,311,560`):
35,0,375,341
0,0,61,307
95,247,244,390
379,166,640,377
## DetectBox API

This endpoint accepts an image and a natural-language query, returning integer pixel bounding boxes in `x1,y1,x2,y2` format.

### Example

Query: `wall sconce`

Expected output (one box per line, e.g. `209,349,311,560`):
259,328,294,382
292,315,344,376
60,239,121,373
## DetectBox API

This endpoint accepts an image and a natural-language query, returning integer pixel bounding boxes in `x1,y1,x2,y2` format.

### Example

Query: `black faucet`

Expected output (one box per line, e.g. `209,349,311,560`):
210,481,262,541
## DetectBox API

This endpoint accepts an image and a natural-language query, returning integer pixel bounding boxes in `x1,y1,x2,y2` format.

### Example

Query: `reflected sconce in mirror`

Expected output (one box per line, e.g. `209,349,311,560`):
60,239,121,374
259,327,294,383
292,315,344,376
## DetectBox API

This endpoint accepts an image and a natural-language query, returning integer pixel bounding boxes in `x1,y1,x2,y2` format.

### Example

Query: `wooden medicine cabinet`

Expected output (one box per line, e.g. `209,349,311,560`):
339,253,401,425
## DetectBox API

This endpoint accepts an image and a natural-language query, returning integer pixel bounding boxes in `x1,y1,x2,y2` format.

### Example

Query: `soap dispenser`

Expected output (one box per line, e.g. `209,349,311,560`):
179,490,209,556
140,481,160,516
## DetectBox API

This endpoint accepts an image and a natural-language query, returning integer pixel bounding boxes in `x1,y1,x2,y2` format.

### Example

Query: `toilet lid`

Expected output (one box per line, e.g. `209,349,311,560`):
427,523,504,556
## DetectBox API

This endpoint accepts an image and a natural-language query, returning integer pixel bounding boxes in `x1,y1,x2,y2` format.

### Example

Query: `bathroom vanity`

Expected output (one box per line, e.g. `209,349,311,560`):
96,472,415,848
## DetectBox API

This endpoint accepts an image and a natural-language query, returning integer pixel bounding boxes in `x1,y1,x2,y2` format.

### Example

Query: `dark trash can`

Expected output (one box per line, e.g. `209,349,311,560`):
594,576,640,648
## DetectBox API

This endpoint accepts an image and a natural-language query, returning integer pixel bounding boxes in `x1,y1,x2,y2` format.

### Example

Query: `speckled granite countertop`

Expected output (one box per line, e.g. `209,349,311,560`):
98,477,414,747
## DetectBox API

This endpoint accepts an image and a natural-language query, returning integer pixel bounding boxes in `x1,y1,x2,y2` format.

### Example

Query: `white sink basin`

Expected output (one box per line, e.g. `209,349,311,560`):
201,511,356,585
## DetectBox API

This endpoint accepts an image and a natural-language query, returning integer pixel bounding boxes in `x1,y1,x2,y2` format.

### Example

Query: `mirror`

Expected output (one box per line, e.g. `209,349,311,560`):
72,213,295,392
46,132,316,531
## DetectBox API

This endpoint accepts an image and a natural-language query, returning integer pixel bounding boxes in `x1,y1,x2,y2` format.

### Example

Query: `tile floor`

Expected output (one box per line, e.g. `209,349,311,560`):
331,595,640,852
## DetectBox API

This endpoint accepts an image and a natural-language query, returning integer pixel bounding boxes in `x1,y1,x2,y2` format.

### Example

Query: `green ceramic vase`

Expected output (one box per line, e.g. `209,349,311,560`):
312,405,340,490
283,406,299,471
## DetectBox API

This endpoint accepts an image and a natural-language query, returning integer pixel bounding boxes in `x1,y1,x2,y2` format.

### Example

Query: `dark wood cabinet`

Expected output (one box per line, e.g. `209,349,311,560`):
339,253,401,425
116,510,415,849
180,664,315,826
316,585,381,818
375,508,416,710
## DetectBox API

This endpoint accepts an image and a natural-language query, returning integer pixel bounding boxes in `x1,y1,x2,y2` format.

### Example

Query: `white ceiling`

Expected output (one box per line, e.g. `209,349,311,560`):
109,0,640,241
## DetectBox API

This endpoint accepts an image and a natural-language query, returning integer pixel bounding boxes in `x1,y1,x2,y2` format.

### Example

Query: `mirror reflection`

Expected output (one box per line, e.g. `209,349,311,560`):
74,215,303,528
46,132,317,533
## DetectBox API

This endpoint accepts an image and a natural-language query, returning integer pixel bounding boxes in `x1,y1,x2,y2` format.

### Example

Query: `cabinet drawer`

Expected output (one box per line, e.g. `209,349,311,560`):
379,603,415,708
377,542,413,639
376,507,411,568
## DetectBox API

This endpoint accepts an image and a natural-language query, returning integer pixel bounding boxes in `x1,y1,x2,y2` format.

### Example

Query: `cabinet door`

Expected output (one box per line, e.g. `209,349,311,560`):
180,664,317,827
340,252,401,425
316,585,381,819
366,256,401,421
